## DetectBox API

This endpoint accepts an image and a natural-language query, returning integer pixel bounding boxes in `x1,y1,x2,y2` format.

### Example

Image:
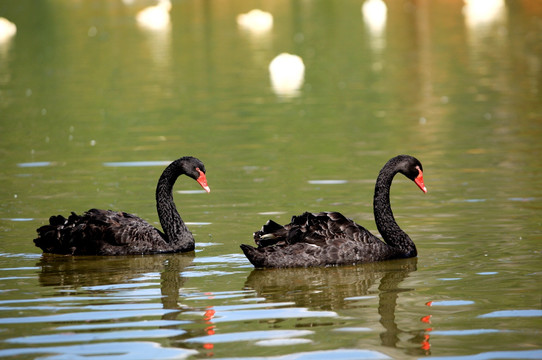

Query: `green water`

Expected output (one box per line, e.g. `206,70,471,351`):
0,0,541,359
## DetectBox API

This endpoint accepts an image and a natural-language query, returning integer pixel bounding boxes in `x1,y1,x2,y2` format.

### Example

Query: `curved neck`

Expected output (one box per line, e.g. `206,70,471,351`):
155,164,194,250
373,166,417,257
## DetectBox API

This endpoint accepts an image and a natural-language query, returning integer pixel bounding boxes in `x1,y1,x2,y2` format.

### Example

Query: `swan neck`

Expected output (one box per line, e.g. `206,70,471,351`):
155,164,193,248
373,165,417,257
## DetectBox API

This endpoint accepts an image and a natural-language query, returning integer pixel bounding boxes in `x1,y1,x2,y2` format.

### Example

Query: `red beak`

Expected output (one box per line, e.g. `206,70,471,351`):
415,167,427,193
196,168,210,193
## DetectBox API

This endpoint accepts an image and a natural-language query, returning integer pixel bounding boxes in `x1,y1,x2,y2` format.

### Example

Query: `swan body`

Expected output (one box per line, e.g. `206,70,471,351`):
34,156,210,256
241,155,427,268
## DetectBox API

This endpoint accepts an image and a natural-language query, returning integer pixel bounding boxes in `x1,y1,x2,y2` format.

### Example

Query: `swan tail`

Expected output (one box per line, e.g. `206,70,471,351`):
240,244,266,268
34,213,82,254
34,209,111,255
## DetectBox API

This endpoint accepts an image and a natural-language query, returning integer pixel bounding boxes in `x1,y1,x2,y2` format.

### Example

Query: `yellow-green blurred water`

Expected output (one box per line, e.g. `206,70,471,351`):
0,0,541,359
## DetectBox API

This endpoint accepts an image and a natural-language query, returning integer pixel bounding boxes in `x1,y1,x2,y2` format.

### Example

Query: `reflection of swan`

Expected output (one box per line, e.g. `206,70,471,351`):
37,253,193,289
34,156,210,255
245,260,416,310
37,253,193,319
136,0,172,31
268,53,305,98
237,9,273,33
0,17,16,43
244,258,428,353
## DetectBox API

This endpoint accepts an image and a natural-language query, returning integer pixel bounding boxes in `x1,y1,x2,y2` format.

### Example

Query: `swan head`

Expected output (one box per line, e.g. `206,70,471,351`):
393,155,427,193
178,156,210,193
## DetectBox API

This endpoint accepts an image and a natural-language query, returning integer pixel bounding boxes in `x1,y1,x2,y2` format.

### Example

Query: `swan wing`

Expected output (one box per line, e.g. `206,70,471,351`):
255,211,374,247
245,211,390,267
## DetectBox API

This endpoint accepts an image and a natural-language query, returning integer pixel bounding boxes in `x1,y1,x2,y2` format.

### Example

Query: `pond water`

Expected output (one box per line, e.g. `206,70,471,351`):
1,0,541,359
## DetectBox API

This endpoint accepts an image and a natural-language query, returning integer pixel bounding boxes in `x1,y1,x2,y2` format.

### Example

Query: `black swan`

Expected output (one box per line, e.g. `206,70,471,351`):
240,155,427,268
34,156,210,256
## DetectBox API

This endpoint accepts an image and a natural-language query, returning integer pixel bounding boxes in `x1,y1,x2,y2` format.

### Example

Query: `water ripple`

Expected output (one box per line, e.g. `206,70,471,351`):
0,218,34,222
182,270,242,278
216,349,391,359
255,338,313,346
57,320,190,331
344,295,377,301
426,300,475,306
308,180,348,185
0,295,151,305
422,349,542,360
192,254,248,264
183,290,254,301
0,309,178,324
186,330,313,344
211,302,295,311
0,341,197,359
430,329,504,336
103,161,171,167
6,329,185,344
0,266,39,271
0,253,41,259
177,190,209,195
181,270,245,278
478,309,542,318
333,327,372,332
17,161,52,167
80,282,157,291
195,307,337,323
